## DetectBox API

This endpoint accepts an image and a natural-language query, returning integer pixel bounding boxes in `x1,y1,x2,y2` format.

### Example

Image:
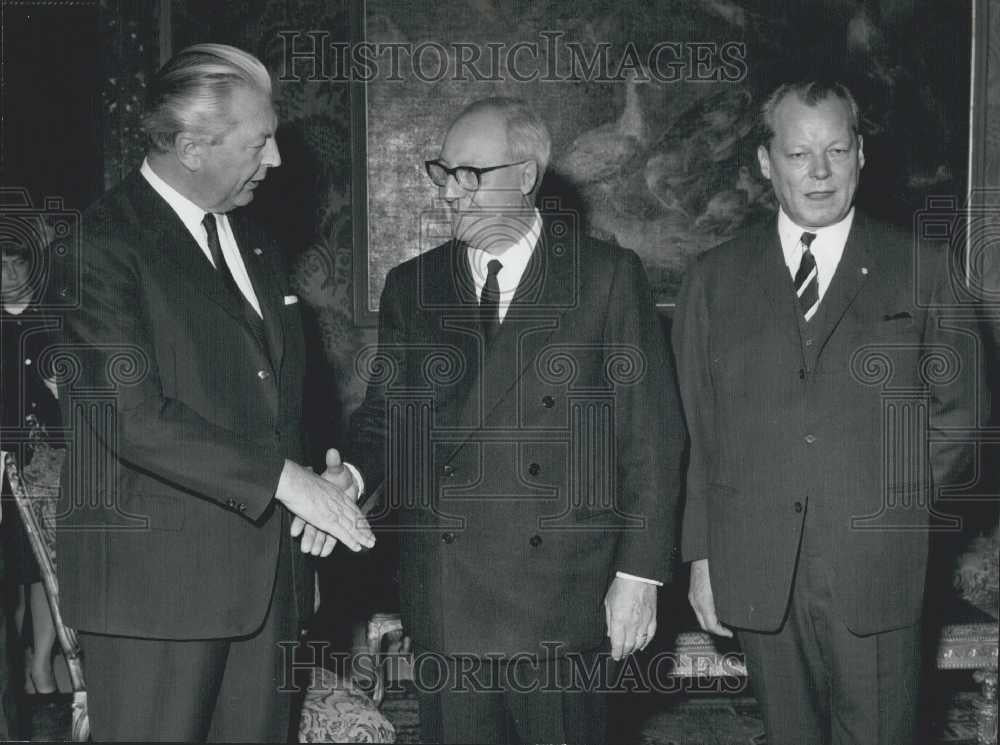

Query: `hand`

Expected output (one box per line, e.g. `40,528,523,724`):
320,448,359,502
289,519,338,557
277,460,375,554
604,576,657,661
688,559,732,638
293,449,363,555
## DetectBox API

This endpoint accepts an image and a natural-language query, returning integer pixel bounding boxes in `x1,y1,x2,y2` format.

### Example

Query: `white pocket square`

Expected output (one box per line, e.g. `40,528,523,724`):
283,295,299,306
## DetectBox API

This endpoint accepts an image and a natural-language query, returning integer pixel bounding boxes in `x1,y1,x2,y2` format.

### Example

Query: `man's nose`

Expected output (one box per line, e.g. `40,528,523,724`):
263,137,281,169
441,173,465,202
809,153,831,180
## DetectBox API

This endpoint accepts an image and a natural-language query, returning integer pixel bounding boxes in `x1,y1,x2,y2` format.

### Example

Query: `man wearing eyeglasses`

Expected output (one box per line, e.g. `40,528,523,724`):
349,98,683,744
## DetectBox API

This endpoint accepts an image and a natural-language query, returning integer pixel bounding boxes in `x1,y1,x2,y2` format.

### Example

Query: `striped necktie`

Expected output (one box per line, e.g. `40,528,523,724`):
794,231,819,321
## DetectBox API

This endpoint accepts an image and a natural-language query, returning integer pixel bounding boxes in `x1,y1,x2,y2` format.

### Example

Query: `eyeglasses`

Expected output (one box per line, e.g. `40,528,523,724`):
424,159,532,191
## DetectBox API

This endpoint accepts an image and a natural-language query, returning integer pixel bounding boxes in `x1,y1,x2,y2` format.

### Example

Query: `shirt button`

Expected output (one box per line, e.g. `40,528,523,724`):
804,434,816,444
529,534,542,547
238,502,247,512
541,395,555,408
226,498,237,509
441,532,455,544
794,501,804,513
528,462,541,476
24,358,32,366
257,370,270,380
798,369,805,380
804,338,814,347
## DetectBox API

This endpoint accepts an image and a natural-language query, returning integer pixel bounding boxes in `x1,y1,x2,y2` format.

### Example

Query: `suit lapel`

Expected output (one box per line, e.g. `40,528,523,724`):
424,240,481,421
449,220,573,445
228,211,285,371
127,174,283,369
749,220,803,346
127,173,248,327
808,211,873,362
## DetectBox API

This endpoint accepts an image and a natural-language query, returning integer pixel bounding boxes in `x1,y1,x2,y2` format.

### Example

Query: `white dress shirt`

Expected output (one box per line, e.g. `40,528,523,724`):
778,206,855,305
140,158,262,317
467,210,661,588
467,211,541,321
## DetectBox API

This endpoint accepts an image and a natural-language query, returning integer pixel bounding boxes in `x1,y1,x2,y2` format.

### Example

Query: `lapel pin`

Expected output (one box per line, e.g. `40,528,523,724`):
861,267,869,275
253,248,263,256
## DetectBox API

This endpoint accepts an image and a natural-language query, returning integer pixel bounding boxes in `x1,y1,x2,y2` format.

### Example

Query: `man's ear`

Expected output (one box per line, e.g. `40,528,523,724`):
757,144,772,181
520,160,539,195
175,133,204,171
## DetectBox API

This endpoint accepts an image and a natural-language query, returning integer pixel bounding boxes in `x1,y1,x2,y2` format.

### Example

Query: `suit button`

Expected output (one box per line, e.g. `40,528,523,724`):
528,462,541,476
541,395,555,408
794,501,803,513
442,464,455,478
804,434,816,444
257,369,271,380
529,534,542,547
238,502,247,512
441,532,455,544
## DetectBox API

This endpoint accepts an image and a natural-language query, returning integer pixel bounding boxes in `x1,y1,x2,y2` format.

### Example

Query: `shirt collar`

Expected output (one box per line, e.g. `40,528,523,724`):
777,206,855,262
140,157,213,241
467,209,542,291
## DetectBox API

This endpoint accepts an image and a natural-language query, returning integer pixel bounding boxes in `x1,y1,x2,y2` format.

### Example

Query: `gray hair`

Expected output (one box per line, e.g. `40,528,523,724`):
459,97,552,173
759,81,861,149
142,43,272,153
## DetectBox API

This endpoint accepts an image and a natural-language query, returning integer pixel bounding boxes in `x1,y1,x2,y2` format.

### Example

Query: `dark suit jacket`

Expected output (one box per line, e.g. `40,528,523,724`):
350,219,684,658
52,171,311,639
673,211,977,634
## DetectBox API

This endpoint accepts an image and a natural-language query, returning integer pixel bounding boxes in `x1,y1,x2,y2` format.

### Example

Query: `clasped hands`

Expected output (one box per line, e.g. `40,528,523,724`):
275,449,374,557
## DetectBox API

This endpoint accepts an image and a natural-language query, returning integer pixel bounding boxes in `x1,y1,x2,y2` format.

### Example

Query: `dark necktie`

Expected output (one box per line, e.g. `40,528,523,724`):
202,213,268,355
480,259,502,346
794,231,819,321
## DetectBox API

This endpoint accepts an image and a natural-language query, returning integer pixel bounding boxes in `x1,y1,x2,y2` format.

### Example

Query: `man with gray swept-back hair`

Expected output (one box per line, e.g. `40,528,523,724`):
349,97,683,743
52,43,373,742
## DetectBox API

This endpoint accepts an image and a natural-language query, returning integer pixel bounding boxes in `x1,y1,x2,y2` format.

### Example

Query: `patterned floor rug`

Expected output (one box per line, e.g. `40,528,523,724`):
19,681,986,743
379,684,986,745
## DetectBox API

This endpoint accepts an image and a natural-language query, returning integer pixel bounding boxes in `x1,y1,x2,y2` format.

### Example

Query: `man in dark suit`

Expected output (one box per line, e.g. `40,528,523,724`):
350,98,684,743
673,81,976,744
51,44,374,742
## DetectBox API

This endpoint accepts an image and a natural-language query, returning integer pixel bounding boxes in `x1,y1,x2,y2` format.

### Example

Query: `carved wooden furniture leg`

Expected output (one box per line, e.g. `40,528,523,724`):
973,669,998,745
2,451,89,741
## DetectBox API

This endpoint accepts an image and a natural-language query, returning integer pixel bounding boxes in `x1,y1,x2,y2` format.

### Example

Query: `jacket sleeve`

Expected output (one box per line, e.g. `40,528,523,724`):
605,249,685,583
348,266,410,517
671,255,715,563
924,242,983,501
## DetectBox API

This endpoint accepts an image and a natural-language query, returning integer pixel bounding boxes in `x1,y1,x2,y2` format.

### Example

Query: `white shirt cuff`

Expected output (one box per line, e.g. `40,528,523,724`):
615,571,663,587
344,462,365,501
